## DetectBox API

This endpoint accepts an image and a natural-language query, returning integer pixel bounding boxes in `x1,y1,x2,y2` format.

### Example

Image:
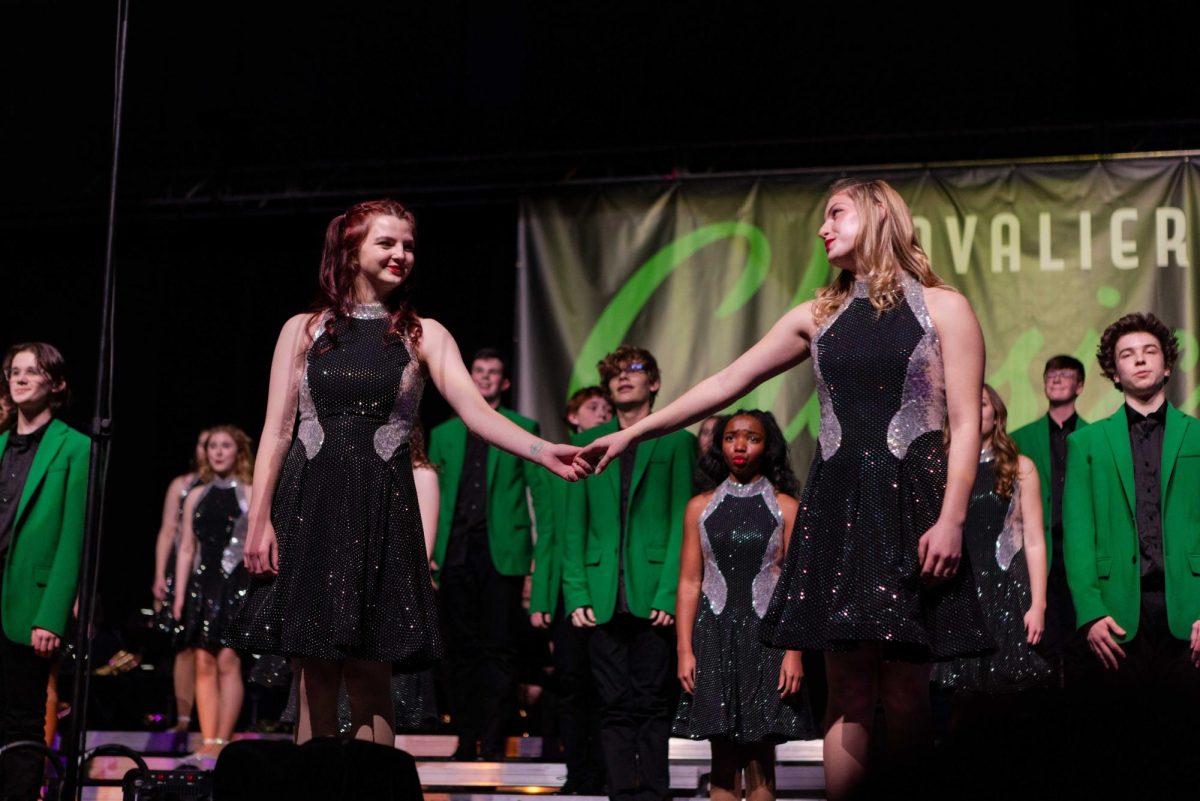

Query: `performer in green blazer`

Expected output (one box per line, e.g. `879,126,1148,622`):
563,346,695,801
528,386,611,794
0,343,89,800
428,347,553,761
1063,313,1200,797
1010,354,1089,676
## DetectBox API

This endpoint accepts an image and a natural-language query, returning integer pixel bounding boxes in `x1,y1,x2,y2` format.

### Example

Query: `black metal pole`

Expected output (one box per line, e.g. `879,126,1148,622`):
60,1,129,798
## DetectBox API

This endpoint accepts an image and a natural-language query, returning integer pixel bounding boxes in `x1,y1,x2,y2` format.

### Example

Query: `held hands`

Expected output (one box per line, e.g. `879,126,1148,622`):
1087,616,1127,670
778,650,803,697
244,520,280,577
579,430,634,475
534,442,594,482
1024,605,1045,646
918,519,962,585
678,649,697,694
31,627,60,658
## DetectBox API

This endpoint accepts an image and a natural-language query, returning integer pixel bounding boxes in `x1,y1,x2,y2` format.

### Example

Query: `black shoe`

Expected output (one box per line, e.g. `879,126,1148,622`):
558,778,581,795
452,743,477,761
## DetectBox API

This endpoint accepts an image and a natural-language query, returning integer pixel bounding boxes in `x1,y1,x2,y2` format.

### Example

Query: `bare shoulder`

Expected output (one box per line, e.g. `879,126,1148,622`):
687,492,714,516
279,312,323,350
1016,453,1039,482
776,492,799,517
414,316,451,364
922,285,974,317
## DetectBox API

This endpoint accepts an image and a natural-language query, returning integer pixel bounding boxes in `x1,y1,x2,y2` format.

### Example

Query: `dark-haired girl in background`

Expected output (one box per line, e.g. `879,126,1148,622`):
674,410,813,801
229,199,587,746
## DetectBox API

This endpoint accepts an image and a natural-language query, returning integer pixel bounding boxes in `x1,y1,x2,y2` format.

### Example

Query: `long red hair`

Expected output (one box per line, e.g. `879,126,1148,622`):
315,199,422,348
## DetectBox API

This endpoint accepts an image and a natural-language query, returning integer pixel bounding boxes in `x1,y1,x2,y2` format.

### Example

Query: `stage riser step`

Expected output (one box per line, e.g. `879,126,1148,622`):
85,758,826,790
83,793,829,801
83,731,822,761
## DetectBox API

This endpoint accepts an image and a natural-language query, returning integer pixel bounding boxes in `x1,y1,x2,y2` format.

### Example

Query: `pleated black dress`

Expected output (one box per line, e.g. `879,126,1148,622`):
229,304,443,669
760,276,992,661
673,476,815,743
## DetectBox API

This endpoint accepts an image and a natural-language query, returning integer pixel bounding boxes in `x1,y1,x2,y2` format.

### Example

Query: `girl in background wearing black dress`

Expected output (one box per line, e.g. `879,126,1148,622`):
675,411,811,801
934,385,1050,796
173,425,254,762
582,179,987,800
235,199,587,747
151,427,208,732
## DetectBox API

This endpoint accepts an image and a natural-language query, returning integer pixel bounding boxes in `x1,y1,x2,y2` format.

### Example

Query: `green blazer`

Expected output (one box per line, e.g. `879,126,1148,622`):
428,408,551,578
529,478,569,615
1010,412,1089,570
1063,403,1200,642
562,419,696,624
0,419,90,645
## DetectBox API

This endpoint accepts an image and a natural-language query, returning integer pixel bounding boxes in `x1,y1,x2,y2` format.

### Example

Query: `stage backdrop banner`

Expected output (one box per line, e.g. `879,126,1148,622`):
515,155,1200,471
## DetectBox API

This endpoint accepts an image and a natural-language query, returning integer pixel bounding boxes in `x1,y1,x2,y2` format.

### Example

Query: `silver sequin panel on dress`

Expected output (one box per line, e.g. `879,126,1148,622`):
995,471,1025,571
886,274,946,460
202,477,250,577
698,476,784,618
810,282,868,460
373,343,425,461
296,311,332,460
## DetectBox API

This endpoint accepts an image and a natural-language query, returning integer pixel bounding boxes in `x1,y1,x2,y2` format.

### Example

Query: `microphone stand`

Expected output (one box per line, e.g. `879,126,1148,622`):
59,1,130,797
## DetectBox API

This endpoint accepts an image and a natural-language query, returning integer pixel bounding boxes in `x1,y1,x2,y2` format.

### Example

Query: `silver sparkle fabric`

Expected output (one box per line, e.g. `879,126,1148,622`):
995,470,1025,571
373,355,425,461
296,311,330,460
887,274,946,460
218,478,251,577
808,283,864,461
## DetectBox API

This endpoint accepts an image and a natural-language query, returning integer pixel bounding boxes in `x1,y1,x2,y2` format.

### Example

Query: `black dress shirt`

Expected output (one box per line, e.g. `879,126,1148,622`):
445,431,490,569
0,422,50,560
1048,412,1078,536
1125,402,1166,583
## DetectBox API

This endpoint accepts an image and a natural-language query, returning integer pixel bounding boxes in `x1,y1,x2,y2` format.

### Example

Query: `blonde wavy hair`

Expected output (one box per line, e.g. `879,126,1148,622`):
812,178,947,326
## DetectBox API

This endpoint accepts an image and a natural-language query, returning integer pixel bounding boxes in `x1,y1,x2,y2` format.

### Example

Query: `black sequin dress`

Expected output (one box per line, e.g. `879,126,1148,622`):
934,456,1052,692
229,305,442,669
673,477,815,743
760,276,992,661
156,474,204,642
180,480,250,649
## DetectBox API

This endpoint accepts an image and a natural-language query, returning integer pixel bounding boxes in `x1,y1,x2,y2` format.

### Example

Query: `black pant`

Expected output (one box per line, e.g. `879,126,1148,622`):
1073,590,1200,799
550,595,604,791
439,551,523,758
0,569,52,801
588,613,672,801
